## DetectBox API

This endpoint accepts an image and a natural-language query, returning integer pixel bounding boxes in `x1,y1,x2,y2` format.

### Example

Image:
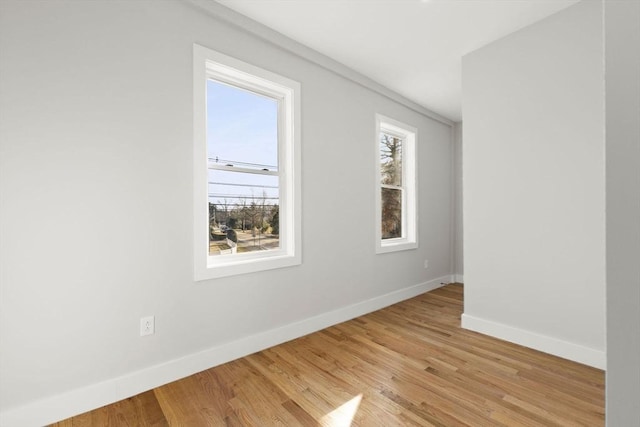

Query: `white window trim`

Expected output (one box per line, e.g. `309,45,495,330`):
375,114,418,254
193,44,301,280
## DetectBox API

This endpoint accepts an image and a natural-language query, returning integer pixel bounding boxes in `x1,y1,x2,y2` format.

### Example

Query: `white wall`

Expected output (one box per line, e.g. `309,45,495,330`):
461,0,605,368
605,0,640,424
0,0,453,424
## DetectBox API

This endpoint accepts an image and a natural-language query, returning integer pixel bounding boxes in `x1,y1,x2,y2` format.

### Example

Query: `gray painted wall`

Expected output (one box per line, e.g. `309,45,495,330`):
454,122,463,281
453,122,464,281
462,0,606,367
605,0,640,425
0,0,453,420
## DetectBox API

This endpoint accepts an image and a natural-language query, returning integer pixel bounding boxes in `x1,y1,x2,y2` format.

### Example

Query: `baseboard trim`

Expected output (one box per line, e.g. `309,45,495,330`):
454,274,464,283
461,313,606,369
0,276,450,427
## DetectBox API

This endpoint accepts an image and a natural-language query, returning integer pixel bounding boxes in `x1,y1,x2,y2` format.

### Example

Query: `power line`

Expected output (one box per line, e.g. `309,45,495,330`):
208,194,280,200
208,156,277,170
209,181,278,189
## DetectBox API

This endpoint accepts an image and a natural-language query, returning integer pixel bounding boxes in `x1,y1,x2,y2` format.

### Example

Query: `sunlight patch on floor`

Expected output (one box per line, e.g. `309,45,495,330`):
321,394,363,427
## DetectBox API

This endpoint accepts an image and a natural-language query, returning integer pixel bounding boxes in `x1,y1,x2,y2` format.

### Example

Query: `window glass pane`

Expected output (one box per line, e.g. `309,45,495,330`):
207,79,278,172
381,187,402,239
208,170,280,256
380,133,402,186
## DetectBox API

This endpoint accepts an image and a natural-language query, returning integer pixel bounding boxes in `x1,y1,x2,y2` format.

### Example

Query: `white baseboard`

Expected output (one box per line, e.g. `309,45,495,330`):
454,274,464,283
461,313,606,369
0,276,450,427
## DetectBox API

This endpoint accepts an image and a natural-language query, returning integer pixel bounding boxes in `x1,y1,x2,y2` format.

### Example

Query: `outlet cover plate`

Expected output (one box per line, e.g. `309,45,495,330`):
140,316,155,336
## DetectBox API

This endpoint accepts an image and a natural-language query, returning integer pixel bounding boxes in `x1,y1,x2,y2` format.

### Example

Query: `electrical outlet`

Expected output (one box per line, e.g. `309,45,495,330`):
424,259,429,269
140,316,155,336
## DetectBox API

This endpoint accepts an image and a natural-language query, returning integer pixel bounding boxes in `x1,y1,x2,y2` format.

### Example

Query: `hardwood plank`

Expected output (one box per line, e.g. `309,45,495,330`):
51,284,605,426
153,374,227,426
50,390,167,427
281,399,318,426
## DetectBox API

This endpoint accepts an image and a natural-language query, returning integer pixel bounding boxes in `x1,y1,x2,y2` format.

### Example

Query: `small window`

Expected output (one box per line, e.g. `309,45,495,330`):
375,114,417,253
194,45,301,280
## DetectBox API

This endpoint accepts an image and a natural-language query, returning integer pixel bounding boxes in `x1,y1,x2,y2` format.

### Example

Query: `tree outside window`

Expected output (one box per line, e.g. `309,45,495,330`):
380,133,403,239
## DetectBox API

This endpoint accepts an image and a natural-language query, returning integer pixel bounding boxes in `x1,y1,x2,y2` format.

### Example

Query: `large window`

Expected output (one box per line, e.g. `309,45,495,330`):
194,45,301,280
375,114,417,253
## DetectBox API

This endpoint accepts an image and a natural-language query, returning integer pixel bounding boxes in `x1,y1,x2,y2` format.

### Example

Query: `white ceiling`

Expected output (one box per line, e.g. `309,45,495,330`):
217,0,581,121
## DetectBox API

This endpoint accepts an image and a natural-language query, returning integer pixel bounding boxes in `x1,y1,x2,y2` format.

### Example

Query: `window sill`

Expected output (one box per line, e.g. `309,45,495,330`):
195,252,301,281
376,239,418,254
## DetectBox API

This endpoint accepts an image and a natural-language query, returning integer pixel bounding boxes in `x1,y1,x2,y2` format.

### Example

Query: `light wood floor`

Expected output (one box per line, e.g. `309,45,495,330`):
52,284,605,426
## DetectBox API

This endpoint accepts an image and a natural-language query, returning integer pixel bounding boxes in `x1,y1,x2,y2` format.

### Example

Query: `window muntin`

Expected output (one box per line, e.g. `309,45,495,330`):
194,45,301,280
375,115,417,253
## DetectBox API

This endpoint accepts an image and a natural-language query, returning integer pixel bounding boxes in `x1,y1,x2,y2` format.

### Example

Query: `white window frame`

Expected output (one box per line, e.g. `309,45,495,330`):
193,44,301,280
375,114,418,254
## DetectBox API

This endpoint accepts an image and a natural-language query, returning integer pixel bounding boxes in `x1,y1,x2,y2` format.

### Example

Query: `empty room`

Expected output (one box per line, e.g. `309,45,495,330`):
0,0,638,426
